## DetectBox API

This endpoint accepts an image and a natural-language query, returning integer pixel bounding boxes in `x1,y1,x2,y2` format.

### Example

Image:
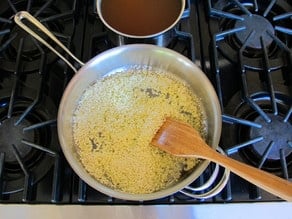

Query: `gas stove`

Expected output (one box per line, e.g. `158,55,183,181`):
0,0,291,204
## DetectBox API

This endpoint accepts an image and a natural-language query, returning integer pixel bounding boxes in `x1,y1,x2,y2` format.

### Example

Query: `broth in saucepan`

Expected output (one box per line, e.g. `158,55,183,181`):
100,0,182,36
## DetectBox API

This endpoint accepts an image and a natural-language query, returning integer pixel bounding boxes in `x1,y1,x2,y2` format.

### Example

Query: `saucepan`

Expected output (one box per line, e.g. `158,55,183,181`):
14,11,222,201
96,0,186,46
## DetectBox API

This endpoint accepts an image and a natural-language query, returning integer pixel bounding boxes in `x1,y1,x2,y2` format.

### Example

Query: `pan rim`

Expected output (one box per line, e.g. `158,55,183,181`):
57,44,222,201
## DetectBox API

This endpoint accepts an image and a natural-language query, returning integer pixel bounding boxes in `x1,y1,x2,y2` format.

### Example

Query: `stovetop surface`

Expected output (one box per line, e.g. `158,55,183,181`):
0,0,291,204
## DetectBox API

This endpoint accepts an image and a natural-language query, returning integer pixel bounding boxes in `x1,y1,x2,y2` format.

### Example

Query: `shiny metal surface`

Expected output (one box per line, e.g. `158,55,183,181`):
14,11,85,73
14,11,222,201
96,0,185,46
107,29,177,47
181,147,230,199
57,44,222,200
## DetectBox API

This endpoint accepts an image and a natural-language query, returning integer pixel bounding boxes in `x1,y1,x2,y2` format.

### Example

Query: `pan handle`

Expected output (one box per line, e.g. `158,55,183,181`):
14,11,85,73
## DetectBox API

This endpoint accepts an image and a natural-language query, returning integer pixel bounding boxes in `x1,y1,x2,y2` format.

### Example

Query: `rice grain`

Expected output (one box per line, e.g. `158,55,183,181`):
73,67,206,194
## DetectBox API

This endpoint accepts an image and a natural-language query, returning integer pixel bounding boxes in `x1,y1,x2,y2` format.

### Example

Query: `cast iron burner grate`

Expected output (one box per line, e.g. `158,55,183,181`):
0,95,62,201
223,91,292,174
0,0,77,73
208,0,292,70
207,0,292,200
0,0,81,203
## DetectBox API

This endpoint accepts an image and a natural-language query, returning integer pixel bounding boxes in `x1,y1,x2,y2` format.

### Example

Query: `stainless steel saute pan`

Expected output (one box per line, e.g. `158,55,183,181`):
14,11,222,201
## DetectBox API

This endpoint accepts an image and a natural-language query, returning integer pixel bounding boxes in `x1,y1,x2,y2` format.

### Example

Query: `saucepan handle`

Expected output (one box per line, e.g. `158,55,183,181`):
14,11,85,73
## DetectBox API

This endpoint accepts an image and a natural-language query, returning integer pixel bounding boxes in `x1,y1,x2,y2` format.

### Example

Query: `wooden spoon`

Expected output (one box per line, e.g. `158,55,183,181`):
151,118,292,201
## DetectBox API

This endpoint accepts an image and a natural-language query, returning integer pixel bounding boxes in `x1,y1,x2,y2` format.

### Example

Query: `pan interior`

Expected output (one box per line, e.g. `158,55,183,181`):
72,66,207,194
57,45,221,200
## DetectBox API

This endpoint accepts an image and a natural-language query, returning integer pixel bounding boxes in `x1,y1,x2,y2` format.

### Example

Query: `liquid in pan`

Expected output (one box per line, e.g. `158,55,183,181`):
72,67,207,194
100,0,182,36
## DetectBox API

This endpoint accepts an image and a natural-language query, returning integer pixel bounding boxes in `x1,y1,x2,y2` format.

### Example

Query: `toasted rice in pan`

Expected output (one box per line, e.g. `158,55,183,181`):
73,68,206,194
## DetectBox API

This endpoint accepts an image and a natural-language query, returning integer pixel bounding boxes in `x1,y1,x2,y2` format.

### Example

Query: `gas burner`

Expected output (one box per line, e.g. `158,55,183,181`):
0,116,34,165
0,0,76,73
234,14,274,49
249,114,292,161
222,91,292,176
208,0,292,70
0,96,58,194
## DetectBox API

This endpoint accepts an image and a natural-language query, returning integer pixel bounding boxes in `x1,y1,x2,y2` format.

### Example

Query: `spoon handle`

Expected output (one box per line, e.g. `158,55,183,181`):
202,147,292,201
